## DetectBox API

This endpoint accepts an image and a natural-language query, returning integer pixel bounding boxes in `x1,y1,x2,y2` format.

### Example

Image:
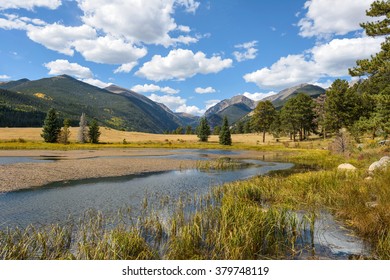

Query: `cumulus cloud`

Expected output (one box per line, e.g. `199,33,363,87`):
44,59,93,79
81,78,112,88
0,0,201,69
147,93,205,115
205,99,220,110
233,40,258,62
0,75,11,80
298,0,375,38
0,0,62,10
195,87,216,94
131,84,179,94
175,0,200,14
0,14,40,30
243,36,384,89
136,49,233,81
242,91,278,101
27,23,96,55
72,36,147,64
77,0,199,47
114,62,138,74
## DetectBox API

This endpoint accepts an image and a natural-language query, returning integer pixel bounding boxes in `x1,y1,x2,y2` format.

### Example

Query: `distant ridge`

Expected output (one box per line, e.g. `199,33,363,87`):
263,83,325,109
0,75,196,132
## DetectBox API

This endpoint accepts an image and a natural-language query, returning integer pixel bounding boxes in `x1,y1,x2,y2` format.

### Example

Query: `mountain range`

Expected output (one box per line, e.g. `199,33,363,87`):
0,75,198,132
205,83,325,128
0,75,325,133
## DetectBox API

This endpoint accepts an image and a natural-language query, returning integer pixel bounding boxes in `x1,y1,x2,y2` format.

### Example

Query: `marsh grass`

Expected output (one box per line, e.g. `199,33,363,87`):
1,140,389,259
195,157,253,171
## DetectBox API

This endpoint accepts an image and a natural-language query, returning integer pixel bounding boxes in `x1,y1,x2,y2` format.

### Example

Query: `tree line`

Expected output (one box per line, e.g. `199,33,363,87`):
41,108,101,144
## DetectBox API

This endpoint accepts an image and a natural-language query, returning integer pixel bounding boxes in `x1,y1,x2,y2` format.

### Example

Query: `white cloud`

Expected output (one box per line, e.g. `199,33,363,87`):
175,0,200,14
233,40,258,62
313,80,333,89
27,23,96,55
242,91,278,101
81,78,112,88
0,0,62,10
176,104,205,115
0,14,34,30
114,62,138,74
44,59,93,79
136,49,233,81
195,87,216,94
177,25,191,33
132,84,179,94
73,36,147,64
147,93,204,115
243,36,384,89
298,0,375,38
0,0,200,69
0,75,11,80
205,99,220,110
77,0,199,47
311,37,384,76
148,93,184,109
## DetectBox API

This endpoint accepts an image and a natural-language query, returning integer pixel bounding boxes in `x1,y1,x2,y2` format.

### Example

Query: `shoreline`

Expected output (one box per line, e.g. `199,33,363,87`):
0,148,263,193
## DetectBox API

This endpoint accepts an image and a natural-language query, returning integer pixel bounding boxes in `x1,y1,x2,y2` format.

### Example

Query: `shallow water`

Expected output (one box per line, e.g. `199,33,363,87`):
0,149,368,259
0,156,58,165
0,150,292,228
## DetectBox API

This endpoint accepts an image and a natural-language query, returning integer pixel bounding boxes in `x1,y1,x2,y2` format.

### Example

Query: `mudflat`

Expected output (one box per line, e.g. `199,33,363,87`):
0,149,197,193
0,148,261,193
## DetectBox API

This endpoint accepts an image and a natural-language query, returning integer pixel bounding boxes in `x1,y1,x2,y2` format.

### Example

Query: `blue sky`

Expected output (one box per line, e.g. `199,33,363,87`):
0,0,384,115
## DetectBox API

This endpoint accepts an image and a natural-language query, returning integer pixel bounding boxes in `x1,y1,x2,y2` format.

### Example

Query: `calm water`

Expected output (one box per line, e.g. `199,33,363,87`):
0,150,367,258
0,150,292,228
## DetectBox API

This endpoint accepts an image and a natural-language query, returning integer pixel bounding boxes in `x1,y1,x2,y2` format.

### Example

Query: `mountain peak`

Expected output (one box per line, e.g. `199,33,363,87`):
262,83,325,108
205,95,255,117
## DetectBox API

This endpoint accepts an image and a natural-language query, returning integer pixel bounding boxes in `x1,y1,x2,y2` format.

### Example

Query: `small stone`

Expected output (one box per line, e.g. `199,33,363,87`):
368,156,390,173
365,201,379,208
337,163,357,171
364,176,373,180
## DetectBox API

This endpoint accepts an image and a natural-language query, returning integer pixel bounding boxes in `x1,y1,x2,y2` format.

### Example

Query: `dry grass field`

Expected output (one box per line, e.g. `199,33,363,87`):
0,127,279,144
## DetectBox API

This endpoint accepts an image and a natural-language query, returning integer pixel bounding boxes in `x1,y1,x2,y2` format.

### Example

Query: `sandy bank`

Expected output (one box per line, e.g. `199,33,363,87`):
0,149,197,193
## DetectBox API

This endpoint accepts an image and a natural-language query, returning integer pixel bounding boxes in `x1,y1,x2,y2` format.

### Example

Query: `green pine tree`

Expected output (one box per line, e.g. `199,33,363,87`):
251,100,276,143
196,117,211,142
41,108,61,143
219,116,232,145
88,119,101,144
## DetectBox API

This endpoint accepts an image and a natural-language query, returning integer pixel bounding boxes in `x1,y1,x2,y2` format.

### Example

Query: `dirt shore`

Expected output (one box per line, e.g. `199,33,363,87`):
0,148,261,193
0,149,198,193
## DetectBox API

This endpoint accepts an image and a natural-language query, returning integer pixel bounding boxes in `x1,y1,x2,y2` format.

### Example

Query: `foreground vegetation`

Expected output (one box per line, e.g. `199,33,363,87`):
1,138,389,259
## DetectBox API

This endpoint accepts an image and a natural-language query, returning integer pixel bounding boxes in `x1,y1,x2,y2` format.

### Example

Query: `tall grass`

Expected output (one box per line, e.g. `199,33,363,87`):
1,140,389,259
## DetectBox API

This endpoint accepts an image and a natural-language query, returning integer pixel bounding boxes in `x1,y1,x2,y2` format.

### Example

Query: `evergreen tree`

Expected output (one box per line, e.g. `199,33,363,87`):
59,118,71,144
175,126,184,134
185,125,193,134
196,117,211,142
251,100,276,143
280,93,316,141
88,119,101,144
349,0,390,77
324,79,363,132
41,108,61,143
78,113,88,143
243,121,251,133
219,116,232,145
236,121,244,134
